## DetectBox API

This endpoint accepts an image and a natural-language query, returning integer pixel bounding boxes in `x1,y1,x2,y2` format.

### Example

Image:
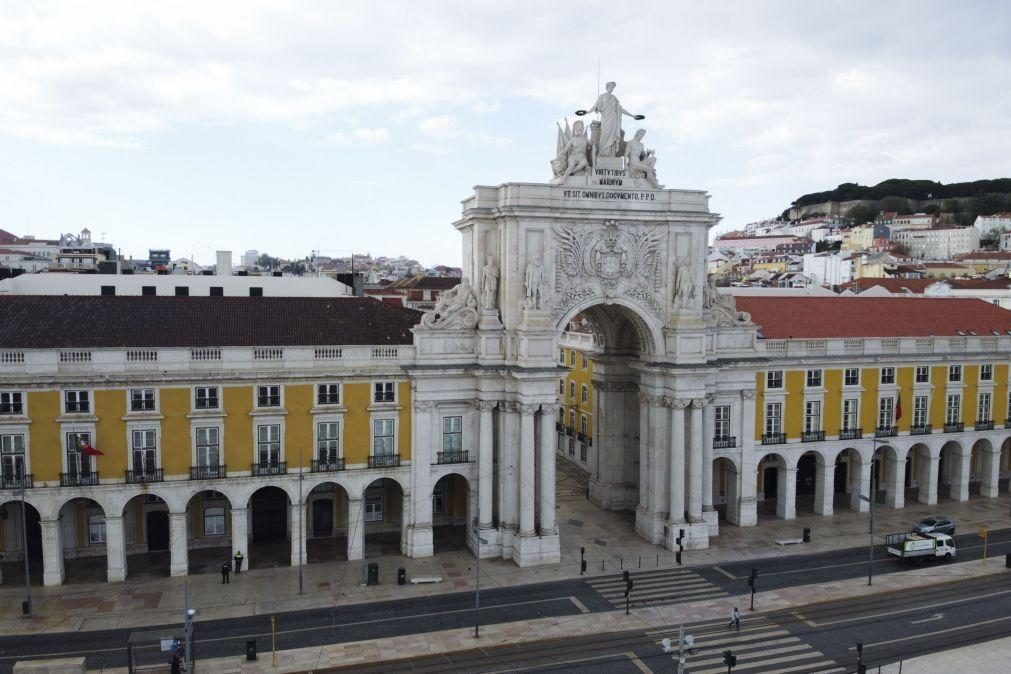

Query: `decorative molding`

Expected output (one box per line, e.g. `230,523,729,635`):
475,400,498,412
417,279,479,330
540,403,561,414
741,389,758,400
414,401,435,412
690,398,708,409
518,404,539,416
664,396,691,410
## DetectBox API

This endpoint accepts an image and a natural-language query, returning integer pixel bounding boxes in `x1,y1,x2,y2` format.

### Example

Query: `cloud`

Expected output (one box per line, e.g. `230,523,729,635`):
417,114,510,148
353,127,389,143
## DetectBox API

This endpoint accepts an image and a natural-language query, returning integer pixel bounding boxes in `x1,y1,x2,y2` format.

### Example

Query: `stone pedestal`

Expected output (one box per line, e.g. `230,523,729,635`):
702,509,719,537
666,519,710,551
635,505,665,544
404,524,433,558
514,531,560,567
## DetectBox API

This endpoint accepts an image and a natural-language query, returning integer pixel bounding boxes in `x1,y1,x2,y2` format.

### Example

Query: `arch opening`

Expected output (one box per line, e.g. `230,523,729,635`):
433,473,471,554
362,478,405,558
121,493,170,580
248,486,292,570
184,489,233,575
305,481,351,565
0,499,42,587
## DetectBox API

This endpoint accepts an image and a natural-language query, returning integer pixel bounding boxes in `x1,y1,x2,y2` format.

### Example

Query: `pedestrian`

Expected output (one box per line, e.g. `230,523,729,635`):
221,561,230,584
170,652,181,674
729,606,741,631
234,550,244,574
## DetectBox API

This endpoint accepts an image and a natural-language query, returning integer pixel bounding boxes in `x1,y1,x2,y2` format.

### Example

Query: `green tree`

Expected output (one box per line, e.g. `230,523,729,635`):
980,229,1004,251
845,204,879,225
879,196,912,215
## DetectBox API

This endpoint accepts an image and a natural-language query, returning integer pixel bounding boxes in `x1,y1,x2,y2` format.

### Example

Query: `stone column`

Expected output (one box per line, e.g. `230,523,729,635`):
638,393,650,512
951,449,971,502
917,453,939,505
814,459,835,516
850,460,871,512
406,401,434,557
477,401,496,529
40,519,65,587
885,454,906,509
647,395,667,518
980,448,1001,498
538,404,558,535
737,389,759,526
518,404,538,537
169,511,189,577
702,397,715,516
724,463,741,525
106,515,127,582
501,402,519,532
687,398,705,522
346,497,364,561
776,467,797,520
289,503,307,567
667,397,688,523
230,507,249,570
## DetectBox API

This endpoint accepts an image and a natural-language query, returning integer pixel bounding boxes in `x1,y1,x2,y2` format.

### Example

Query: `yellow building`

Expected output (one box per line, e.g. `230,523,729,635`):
557,330,594,466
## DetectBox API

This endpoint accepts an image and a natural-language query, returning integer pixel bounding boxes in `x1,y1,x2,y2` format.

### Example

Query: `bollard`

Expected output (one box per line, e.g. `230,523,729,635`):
620,558,623,570
602,559,605,571
638,556,641,568
656,554,659,567
246,639,257,661
803,527,811,543
1005,553,1011,569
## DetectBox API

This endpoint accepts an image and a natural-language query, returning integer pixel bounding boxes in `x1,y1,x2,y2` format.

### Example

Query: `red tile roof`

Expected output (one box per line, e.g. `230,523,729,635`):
955,251,1011,261
736,296,1011,338
0,296,422,349
853,278,937,293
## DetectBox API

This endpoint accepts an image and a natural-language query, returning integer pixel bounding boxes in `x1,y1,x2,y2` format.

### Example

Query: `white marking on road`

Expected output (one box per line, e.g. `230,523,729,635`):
850,615,1011,649
804,587,1011,627
628,652,654,673
712,565,736,579
910,612,944,624
570,596,591,614
791,610,815,627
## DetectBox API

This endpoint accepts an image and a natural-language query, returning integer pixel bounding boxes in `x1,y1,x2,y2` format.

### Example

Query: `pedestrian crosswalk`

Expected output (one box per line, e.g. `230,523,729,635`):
586,568,727,608
647,616,845,674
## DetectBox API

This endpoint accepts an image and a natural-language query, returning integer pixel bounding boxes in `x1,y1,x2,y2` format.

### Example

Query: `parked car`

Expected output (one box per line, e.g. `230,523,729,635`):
913,516,955,536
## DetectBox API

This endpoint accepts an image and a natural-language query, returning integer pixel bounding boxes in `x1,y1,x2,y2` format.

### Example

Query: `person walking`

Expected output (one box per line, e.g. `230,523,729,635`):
729,607,741,631
233,550,244,574
221,561,230,584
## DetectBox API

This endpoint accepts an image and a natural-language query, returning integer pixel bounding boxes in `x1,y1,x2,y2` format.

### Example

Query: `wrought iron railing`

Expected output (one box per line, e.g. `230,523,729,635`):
975,420,994,431
125,469,164,484
943,422,964,433
311,458,346,472
801,430,825,442
910,425,932,436
60,472,99,487
190,465,226,480
0,473,32,489
713,436,737,449
251,461,287,476
839,428,863,440
369,454,401,468
761,433,786,445
437,451,469,464
875,426,897,437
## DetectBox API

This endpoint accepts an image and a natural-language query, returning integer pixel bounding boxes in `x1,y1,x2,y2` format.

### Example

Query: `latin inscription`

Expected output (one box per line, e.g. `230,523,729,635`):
562,189,657,201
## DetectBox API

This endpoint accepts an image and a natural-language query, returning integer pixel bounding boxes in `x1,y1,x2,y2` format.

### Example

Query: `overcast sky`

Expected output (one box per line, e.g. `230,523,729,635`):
1,1,1008,267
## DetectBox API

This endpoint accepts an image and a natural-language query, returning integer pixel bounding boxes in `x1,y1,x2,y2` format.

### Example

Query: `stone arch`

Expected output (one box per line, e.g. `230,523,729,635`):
0,498,42,586
51,497,106,585
120,492,171,580
833,447,866,512
938,439,966,501
182,488,233,575
357,473,409,501
235,481,298,510
711,456,739,523
755,452,794,520
362,477,407,558
1,493,47,520
433,472,472,554
871,443,909,508
557,298,663,359
304,479,352,564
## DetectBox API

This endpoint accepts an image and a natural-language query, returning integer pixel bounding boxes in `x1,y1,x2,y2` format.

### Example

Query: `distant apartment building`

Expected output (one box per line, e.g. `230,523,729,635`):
892,226,980,260
364,274,462,310
954,251,1011,275
714,234,803,254
974,213,1011,237
802,251,853,287
890,213,937,231
842,224,875,251
53,229,116,271
0,248,50,273
149,249,171,269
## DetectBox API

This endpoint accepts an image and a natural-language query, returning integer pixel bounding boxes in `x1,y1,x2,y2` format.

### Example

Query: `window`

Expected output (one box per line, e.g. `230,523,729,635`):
880,367,895,385
175,286,189,296
844,369,860,386
804,401,821,433
842,399,859,431
1,433,26,479
581,384,588,404
365,495,384,522
948,365,962,383
195,386,219,410
88,514,107,544
257,385,281,407
913,395,929,427
130,388,156,412
66,432,94,477
569,409,576,429
65,390,90,414
432,488,445,515
580,415,588,436
373,382,395,403
579,439,587,463
945,394,961,425
878,397,895,429
317,384,340,406
714,405,731,439
559,380,564,395
131,429,157,473
978,392,992,422
100,285,115,296
0,391,23,415
568,436,575,456
203,507,225,536
559,349,565,364
582,353,588,369
257,424,281,464
373,419,395,455
209,286,223,296
806,370,822,388
142,285,156,296
317,421,340,461
442,416,462,452
766,371,783,389
915,366,930,384
569,351,576,367
249,287,263,297
981,364,994,382
195,427,220,467
569,381,576,399
764,403,782,435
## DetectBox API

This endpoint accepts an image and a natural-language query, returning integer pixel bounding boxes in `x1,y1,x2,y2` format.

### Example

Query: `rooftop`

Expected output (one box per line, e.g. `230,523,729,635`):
736,296,1011,339
0,296,422,349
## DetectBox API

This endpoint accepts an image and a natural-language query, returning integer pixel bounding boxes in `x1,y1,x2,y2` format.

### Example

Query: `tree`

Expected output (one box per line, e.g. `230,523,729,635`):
845,204,879,225
815,240,841,252
879,196,912,215
980,229,1003,251
890,242,910,256
255,253,280,270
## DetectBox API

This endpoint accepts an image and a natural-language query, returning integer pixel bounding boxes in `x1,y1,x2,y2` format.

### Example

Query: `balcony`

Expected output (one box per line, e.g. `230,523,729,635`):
312,458,346,472
576,431,588,444
565,427,575,437
369,454,401,469
875,426,897,438
437,451,469,464
761,433,786,445
251,461,287,476
555,422,564,433
1,473,33,489
944,422,965,433
60,472,99,487
839,428,863,440
975,420,995,431
910,424,933,436
801,430,825,442
126,469,164,484
713,436,737,449
190,465,227,480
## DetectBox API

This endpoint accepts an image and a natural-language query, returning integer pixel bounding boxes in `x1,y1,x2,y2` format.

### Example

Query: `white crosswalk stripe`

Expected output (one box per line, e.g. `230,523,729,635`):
649,616,844,674
587,568,728,608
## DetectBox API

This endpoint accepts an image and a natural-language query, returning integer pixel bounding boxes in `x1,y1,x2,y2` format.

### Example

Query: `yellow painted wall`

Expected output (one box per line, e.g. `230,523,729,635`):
963,366,979,426
398,381,412,461
996,364,1009,425
343,382,371,464
161,388,191,477
784,371,804,438
929,366,947,426
896,367,913,432
26,391,61,482
824,369,842,435
223,386,253,470
283,384,313,468
860,368,879,432
754,372,765,441
560,347,594,438
95,390,127,478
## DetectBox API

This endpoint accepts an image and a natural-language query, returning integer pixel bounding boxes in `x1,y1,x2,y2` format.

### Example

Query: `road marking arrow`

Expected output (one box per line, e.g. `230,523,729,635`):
911,613,944,624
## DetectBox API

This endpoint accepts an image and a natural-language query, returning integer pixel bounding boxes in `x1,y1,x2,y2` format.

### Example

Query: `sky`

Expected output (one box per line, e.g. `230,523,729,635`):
1,1,1009,267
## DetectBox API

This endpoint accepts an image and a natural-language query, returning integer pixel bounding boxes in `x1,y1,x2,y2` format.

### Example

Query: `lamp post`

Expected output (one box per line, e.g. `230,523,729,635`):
859,435,879,586
17,486,31,616
473,478,489,638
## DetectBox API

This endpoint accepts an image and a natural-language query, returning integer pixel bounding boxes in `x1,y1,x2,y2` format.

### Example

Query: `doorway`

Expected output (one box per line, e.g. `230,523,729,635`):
146,511,169,551
313,499,333,537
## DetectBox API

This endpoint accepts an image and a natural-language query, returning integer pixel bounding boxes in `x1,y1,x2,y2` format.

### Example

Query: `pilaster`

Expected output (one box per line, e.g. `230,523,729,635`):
917,455,939,506
40,519,65,587
814,461,835,516
231,507,249,569
346,498,364,561
776,467,797,520
105,515,127,583
169,511,189,577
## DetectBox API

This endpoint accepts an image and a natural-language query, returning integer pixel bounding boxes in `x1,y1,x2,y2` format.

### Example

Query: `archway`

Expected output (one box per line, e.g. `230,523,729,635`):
1000,437,1011,493
305,481,351,564
54,497,106,584
363,478,405,558
248,486,291,569
908,443,935,505
835,448,866,512
433,473,471,553
711,457,739,523
122,493,170,579
872,444,907,508
968,438,992,498
938,440,968,502
185,490,232,575
756,453,793,520
794,451,819,514
0,499,42,586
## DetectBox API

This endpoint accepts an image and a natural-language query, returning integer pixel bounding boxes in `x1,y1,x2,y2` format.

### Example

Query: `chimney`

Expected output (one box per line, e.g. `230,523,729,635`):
216,250,232,277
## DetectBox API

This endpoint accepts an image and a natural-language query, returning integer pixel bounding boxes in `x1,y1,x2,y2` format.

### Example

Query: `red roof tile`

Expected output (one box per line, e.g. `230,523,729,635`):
736,296,1011,339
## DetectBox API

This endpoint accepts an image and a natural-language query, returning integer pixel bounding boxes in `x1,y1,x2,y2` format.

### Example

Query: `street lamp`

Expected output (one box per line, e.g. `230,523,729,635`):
298,446,304,595
859,435,879,586
16,486,31,616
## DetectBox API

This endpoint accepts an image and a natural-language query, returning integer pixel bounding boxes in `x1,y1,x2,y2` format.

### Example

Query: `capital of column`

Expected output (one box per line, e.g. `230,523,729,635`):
690,398,708,409
475,400,498,412
742,389,758,400
540,403,560,414
664,396,691,409
414,401,435,412
518,403,539,416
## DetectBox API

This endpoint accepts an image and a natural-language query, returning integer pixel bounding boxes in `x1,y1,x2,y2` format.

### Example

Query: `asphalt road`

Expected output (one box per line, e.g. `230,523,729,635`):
1,529,1008,672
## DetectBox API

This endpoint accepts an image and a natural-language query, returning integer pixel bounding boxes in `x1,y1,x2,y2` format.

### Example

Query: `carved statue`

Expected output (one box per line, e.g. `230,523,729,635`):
575,81,644,158
419,277,479,329
524,255,546,310
623,129,658,188
551,120,591,183
673,257,696,310
702,274,754,327
481,255,499,310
